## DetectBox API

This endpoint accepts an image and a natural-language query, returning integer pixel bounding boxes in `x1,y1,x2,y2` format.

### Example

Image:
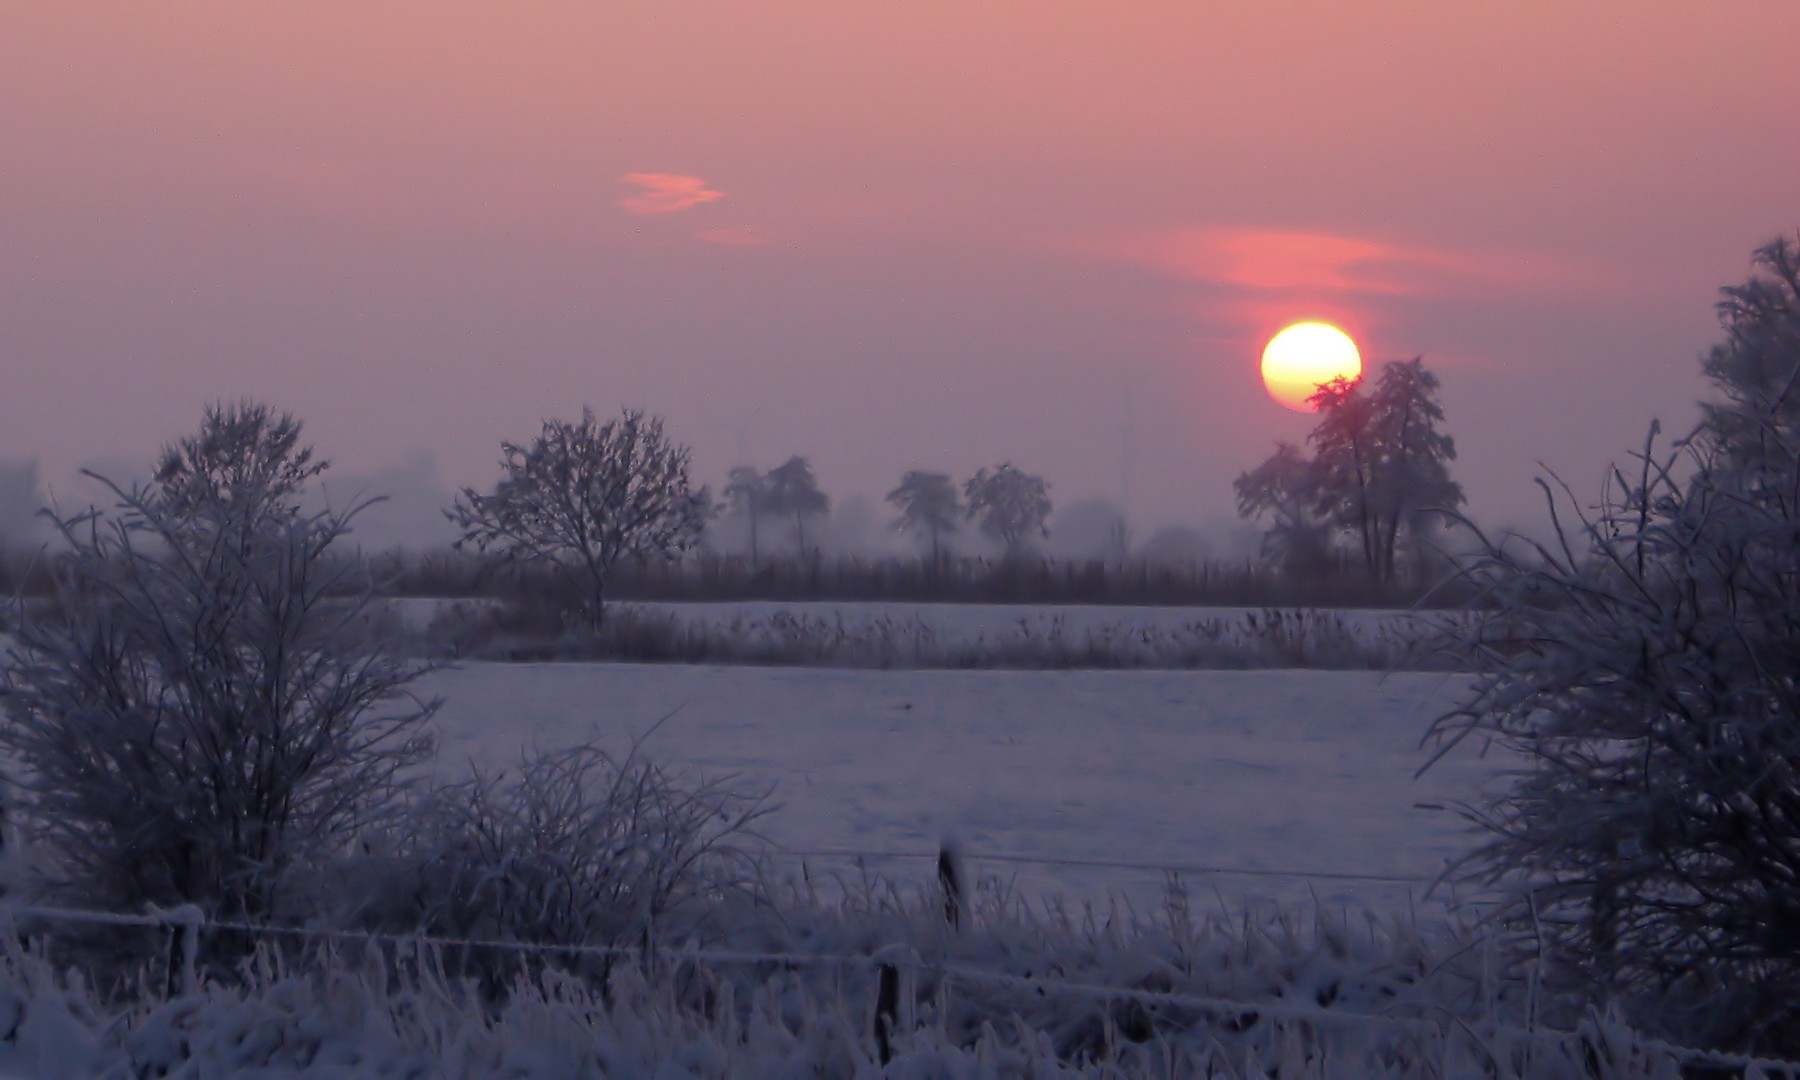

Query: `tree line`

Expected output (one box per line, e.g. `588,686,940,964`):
448,410,1058,627
0,367,1469,629
452,357,1467,631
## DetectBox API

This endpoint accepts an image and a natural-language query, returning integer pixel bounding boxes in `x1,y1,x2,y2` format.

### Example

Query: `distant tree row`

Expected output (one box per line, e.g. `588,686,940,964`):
443,409,1059,627
722,457,829,563
721,459,1055,565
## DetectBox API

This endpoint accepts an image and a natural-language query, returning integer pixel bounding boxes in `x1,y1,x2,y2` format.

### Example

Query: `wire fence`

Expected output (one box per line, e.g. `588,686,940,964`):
781,846,1432,886
3,898,1796,1077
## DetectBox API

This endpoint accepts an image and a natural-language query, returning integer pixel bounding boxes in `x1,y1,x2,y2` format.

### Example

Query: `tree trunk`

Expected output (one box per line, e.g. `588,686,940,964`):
587,564,607,631
1352,445,1376,579
1379,397,1417,584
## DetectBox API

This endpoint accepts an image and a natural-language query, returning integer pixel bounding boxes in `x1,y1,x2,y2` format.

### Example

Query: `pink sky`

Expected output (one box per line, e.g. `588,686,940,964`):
2,3,1795,541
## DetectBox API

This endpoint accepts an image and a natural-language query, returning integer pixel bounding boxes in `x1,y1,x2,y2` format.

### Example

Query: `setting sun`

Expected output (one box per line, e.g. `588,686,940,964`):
1260,322,1363,412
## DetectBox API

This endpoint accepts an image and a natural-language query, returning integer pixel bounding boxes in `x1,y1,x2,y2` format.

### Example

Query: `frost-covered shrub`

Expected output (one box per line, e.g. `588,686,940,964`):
0,407,436,923
1427,238,1800,1054
347,740,772,957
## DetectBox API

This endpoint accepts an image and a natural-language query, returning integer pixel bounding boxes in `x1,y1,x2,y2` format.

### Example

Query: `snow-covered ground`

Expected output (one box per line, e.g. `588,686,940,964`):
425,662,1498,918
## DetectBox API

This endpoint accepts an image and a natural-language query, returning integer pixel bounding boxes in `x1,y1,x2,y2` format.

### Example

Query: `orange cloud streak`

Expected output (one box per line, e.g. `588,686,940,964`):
1106,227,1595,298
619,172,724,215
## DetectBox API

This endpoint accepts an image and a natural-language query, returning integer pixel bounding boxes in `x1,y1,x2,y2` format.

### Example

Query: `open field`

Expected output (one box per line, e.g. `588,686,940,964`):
426,661,1496,917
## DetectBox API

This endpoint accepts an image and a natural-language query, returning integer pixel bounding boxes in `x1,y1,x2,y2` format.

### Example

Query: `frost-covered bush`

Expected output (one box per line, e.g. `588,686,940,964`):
1427,238,1800,1054
346,740,772,957
0,406,436,922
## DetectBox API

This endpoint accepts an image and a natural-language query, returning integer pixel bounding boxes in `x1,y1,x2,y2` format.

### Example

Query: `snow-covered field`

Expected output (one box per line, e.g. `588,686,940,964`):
1,620,1751,1074
425,662,1498,918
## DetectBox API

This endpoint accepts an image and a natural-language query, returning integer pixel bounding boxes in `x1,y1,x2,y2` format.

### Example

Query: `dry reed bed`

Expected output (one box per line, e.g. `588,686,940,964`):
408,601,1464,671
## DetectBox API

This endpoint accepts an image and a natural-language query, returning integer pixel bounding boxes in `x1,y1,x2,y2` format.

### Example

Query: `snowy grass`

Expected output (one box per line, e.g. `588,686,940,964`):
400,598,1461,671
0,881,1702,1078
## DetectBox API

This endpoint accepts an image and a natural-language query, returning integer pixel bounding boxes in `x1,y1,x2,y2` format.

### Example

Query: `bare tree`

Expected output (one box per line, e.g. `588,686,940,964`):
723,465,769,565
1425,237,1800,1054
886,470,962,564
763,455,829,556
152,399,327,523
1362,358,1462,581
963,462,1051,559
1232,441,1332,575
450,408,709,629
0,418,434,922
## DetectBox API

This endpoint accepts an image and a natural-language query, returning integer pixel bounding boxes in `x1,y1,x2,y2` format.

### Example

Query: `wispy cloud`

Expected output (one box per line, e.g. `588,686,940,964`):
619,173,724,215
693,225,769,247
1104,227,1594,298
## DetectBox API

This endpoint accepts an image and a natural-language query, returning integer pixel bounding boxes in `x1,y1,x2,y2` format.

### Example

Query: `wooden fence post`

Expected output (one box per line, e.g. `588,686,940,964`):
163,905,203,997
872,944,920,1065
938,842,965,931
874,960,900,1064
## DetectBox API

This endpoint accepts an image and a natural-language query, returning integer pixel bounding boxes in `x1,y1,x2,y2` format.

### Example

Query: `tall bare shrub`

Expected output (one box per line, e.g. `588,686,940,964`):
0,408,435,921
1427,238,1800,1053
360,739,771,952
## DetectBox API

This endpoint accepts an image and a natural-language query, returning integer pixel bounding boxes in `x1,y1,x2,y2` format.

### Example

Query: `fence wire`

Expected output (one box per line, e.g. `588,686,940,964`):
782,846,1431,885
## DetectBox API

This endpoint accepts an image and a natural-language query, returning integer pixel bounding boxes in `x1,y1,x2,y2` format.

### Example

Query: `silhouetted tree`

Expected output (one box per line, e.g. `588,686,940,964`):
1236,358,1461,582
886,470,962,564
1361,358,1462,580
964,463,1051,559
1301,375,1378,573
1232,441,1332,575
449,408,709,628
763,456,829,556
723,466,769,564
1426,237,1800,1054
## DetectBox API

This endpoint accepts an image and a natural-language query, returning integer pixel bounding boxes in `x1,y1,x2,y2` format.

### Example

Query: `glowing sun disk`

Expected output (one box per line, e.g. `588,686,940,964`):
1261,322,1362,412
